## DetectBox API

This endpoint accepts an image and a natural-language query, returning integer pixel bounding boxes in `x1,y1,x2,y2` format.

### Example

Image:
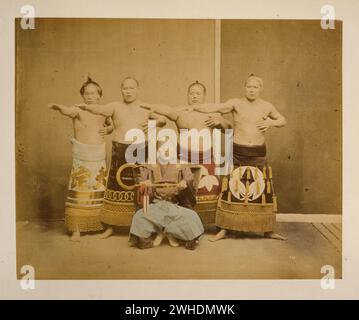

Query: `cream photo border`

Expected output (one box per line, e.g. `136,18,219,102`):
0,0,357,299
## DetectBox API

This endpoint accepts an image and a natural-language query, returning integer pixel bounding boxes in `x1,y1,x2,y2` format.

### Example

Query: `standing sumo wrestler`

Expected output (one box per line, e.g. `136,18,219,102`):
195,74,287,241
49,77,114,241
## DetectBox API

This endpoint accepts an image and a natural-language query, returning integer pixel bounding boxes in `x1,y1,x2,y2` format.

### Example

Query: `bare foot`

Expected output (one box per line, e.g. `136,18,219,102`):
153,232,165,247
138,237,153,249
264,231,287,241
128,234,138,247
99,227,113,239
70,230,81,242
166,234,180,247
185,239,197,250
209,229,227,242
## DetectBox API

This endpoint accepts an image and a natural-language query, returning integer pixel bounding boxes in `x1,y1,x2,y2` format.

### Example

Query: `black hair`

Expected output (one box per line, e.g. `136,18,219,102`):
80,76,103,97
121,76,140,88
187,80,206,95
244,73,263,87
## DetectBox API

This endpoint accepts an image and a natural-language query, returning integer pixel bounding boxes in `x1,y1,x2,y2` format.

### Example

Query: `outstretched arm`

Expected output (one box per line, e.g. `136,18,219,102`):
48,103,79,118
149,112,167,127
140,103,179,122
141,112,168,134
204,113,233,131
193,99,237,114
76,103,115,117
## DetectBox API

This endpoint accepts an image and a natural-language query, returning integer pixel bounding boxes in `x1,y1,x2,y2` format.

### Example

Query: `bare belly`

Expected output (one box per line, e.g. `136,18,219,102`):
113,126,147,144
113,132,135,144
233,124,265,146
177,111,214,152
111,107,150,144
74,128,105,145
177,111,213,131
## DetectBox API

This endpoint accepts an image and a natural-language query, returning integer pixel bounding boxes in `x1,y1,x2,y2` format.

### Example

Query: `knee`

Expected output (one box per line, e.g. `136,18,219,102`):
183,207,198,217
132,209,144,223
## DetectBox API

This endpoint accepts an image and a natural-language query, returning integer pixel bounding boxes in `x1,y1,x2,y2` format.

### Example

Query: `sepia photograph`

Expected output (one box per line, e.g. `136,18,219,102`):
14,17,342,280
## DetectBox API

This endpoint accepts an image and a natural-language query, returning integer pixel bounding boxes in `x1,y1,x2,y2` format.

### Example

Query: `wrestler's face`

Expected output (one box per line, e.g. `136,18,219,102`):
121,79,139,103
82,84,101,104
245,79,262,101
188,84,205,105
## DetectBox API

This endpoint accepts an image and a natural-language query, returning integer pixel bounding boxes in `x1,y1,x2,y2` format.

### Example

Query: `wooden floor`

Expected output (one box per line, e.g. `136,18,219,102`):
277,213,342,252
312,223,342,251
16,219,342,280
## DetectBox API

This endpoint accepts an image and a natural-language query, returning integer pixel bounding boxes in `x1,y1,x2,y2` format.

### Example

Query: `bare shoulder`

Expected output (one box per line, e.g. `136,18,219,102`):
79,107,105,120
109,101,126,112
107,101,122,108
176,104,191,111
135,99,146,106
256,98,276,111
235,98,249,109
227,98,242,106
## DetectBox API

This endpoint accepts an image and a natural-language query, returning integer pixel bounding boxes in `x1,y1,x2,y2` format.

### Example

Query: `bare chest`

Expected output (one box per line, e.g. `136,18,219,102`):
113,106,149,127
177,110,215,129
234,103,269,124
75,111,106,128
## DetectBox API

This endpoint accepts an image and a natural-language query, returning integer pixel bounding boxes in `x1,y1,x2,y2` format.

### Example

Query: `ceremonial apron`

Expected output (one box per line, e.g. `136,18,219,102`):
178,145,220,225
215,143,277,232
101,141,146,226
64,138,106,232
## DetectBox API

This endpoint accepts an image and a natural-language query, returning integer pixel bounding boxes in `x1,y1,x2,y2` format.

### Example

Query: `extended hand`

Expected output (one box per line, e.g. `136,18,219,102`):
48,103,61,111
149,111,161,120
75,103,88,110
256,117,273,133
98,127,107,136
141,121,149,134
204,114,224,128
140,104,154,112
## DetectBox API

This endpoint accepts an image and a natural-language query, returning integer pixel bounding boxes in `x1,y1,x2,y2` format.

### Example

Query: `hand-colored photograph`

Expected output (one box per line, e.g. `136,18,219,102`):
15,18,342,280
